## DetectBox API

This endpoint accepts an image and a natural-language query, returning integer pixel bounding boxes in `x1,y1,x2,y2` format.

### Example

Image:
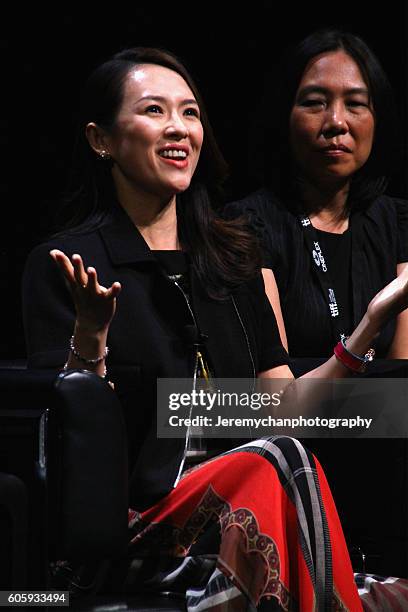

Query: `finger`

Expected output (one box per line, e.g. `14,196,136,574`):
72,254,88,287
50,250,76,287
105,282,122,299
86,267,107,294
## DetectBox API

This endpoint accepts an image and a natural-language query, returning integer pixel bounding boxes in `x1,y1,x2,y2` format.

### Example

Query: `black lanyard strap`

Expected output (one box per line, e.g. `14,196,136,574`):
299,215,347,343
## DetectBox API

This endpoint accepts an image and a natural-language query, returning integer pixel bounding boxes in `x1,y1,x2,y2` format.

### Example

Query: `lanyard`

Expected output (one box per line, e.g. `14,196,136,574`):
298,215,347,343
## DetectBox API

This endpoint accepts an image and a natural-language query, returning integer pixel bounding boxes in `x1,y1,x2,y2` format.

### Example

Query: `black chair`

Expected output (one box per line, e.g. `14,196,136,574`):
0,367,186,611
0,472,27,590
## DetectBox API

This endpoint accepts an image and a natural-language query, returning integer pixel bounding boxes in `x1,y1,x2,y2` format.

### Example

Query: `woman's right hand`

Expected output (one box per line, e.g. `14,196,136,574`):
50,250,122,333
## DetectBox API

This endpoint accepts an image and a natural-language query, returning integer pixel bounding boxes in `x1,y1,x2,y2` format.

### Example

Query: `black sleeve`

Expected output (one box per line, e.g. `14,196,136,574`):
22,242,76,368
395,198,408,262
223,191,280,270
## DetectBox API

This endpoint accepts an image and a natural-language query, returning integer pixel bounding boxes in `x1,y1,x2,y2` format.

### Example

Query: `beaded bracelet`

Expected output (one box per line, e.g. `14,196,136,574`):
63,362,108,379
69,335,109,365
333,336,375,374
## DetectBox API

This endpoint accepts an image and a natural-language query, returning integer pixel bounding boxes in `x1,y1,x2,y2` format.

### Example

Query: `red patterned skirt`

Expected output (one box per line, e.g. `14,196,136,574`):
128,437,362,611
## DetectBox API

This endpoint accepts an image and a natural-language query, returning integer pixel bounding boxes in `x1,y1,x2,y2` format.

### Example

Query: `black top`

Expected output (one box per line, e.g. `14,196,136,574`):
153,250,212,463
225,190,408,358
153,250,188,276
22,207,289,509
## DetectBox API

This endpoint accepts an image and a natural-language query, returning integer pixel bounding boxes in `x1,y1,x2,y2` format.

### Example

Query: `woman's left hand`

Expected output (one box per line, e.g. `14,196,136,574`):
367,265,408,327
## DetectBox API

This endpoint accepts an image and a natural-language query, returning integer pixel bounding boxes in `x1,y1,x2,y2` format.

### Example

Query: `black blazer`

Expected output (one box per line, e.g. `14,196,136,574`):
22,209,288,509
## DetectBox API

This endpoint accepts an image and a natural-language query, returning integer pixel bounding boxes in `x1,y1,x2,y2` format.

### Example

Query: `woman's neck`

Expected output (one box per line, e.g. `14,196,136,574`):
299,178,350,234
114,176,179,250
137,203,180,250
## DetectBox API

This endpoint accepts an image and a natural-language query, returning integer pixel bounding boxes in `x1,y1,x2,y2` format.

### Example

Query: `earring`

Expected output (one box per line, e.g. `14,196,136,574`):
99,150,111,160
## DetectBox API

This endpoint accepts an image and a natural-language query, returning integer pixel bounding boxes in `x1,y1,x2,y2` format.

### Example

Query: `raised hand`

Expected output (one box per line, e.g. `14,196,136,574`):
50,250,121,333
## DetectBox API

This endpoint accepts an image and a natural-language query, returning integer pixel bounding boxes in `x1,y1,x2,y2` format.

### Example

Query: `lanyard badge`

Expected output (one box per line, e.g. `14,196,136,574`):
299,215,345,340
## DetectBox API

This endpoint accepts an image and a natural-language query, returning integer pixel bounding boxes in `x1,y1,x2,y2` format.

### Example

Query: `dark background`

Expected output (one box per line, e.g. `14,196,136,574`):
3,2,408,360
2,2,408,578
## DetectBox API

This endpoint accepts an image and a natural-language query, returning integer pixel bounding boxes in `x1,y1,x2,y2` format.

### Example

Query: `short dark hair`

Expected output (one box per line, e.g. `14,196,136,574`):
56,47,261,297
253,28,401,212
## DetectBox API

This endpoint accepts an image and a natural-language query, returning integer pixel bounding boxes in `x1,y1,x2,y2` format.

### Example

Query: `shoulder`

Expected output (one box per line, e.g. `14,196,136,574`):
24,229,103,269
233,273,271,315
360,195,408,262
223,188,285,221
22,230,102,298
223,189,296,242
365,194,408,221
235,272,265,296
386,195,408,223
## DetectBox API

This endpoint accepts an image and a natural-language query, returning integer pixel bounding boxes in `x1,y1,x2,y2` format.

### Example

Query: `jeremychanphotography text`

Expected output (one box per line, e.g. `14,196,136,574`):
168,415,373,430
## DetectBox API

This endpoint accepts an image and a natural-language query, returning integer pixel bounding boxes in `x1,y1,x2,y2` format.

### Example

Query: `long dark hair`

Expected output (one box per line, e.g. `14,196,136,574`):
252,29,400,214
56,47,261,298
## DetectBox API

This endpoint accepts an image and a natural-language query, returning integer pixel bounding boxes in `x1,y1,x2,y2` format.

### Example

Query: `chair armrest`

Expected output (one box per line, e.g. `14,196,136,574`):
51,370,129,560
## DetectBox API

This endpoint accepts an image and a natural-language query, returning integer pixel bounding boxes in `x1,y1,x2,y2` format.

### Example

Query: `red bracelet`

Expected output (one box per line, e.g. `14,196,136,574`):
334,338,375,374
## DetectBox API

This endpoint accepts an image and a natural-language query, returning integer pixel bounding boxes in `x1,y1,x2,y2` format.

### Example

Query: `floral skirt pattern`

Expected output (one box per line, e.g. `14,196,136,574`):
127,436,362,611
